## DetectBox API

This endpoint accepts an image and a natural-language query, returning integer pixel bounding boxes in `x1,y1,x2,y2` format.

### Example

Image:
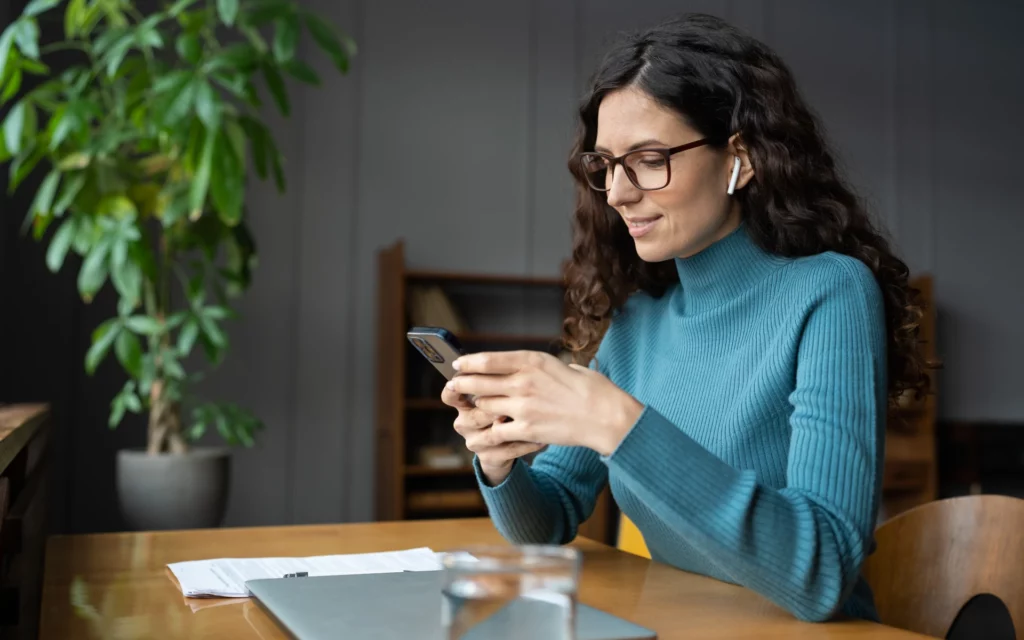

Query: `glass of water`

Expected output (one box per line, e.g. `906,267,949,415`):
440,545,581,640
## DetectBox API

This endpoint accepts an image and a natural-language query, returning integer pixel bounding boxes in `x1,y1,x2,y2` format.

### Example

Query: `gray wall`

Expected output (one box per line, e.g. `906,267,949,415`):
3,0,1022,532
217,0,1024,528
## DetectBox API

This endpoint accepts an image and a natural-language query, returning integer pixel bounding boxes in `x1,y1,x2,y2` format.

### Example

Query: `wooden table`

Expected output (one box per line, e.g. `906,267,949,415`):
38,518,930,639
0,403,51,640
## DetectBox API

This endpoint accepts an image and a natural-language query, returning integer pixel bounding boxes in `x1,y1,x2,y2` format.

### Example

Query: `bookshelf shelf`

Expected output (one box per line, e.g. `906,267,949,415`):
404,465,475,477
406,270,564,288
375,239,615,544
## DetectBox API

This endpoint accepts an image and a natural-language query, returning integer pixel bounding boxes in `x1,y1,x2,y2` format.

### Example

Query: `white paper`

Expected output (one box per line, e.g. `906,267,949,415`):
167,547,442,598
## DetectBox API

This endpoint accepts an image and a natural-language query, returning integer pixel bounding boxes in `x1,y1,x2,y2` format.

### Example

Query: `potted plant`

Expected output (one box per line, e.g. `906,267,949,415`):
0,0,354,530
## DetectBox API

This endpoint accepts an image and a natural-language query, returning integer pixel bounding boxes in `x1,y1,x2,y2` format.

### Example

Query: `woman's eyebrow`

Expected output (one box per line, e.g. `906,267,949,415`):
593,138,666,154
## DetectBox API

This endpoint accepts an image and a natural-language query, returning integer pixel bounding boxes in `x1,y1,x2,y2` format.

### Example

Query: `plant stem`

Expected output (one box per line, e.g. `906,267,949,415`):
40,41,88,55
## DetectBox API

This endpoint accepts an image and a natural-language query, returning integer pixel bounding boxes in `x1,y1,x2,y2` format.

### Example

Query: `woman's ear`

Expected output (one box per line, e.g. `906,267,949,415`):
727,134,755,192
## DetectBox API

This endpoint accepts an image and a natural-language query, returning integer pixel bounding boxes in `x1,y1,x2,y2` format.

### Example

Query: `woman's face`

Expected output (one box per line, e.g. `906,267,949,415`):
593,86,751,262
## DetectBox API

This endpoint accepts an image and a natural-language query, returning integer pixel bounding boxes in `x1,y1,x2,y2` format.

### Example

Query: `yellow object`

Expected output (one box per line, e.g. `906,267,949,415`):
616,514,651,558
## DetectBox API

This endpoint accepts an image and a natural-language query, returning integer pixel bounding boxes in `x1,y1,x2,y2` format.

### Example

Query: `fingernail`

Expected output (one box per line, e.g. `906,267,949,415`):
451,358,461,371
445,380,454,390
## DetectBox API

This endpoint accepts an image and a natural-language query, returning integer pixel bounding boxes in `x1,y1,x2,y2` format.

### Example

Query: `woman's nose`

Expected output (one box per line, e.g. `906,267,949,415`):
605,164,642,208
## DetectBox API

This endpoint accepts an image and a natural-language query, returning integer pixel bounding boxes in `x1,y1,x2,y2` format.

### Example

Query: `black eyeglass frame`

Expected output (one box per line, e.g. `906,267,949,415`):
577,138,713,192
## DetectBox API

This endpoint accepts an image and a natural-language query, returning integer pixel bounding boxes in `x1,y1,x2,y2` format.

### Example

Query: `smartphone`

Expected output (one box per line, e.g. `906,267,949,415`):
406,326,465,381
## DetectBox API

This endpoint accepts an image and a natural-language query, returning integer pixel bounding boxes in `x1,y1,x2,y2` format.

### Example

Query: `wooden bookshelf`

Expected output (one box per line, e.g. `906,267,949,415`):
879,275,941,522
375,240,615,543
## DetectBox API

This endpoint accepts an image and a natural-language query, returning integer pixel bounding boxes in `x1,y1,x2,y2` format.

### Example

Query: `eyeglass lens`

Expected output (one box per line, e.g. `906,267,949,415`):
581,150,669,191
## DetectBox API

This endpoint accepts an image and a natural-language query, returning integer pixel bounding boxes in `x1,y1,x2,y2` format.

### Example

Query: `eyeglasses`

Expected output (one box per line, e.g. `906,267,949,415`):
578,138,712,192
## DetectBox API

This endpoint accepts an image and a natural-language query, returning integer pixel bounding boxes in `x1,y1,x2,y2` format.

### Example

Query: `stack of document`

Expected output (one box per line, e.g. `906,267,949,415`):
167,547,443,598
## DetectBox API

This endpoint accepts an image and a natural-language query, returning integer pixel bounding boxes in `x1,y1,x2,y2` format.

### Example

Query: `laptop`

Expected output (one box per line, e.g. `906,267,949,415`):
247,570,657,639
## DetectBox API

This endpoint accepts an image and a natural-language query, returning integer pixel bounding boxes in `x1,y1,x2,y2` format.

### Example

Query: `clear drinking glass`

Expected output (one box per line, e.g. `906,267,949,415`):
440,545,581,640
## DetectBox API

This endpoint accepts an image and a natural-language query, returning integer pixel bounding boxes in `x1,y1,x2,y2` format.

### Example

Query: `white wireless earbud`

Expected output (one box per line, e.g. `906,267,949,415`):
727,156,741,195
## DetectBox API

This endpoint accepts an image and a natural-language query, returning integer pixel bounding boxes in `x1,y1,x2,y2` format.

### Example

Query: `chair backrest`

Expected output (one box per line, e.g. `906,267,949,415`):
616,513,651,559
861,494,1024,638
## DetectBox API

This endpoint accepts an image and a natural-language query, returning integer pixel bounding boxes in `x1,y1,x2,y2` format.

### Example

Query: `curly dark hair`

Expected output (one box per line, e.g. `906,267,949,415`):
561,13,930,404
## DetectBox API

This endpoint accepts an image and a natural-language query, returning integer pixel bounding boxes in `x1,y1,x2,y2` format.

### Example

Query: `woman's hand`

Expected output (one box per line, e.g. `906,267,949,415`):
447,350,644,457
440,383,544,485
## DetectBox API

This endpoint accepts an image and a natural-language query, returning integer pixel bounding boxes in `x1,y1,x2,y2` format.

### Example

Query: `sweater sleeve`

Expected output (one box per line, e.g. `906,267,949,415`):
474,443,608,545
604,261,887,622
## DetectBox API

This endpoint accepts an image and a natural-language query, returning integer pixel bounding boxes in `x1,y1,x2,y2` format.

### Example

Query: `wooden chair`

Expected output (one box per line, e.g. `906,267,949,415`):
862,494,1024,639
616,513,651,558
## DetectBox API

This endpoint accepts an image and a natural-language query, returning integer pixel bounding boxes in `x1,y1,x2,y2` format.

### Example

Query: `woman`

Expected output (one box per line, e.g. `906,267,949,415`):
440,13,927,623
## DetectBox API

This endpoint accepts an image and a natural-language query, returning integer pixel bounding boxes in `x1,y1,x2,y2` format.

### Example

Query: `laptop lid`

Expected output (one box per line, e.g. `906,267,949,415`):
247,570,656,640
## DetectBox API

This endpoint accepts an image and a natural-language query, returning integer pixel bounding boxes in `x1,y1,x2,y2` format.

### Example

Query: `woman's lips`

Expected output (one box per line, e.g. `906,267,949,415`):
625,215,662,238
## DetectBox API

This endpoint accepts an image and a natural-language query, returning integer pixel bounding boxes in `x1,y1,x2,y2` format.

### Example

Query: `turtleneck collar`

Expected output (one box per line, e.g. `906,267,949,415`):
672,223,789,316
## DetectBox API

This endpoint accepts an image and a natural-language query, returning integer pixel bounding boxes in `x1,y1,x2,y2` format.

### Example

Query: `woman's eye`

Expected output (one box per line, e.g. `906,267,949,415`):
640,158,665,168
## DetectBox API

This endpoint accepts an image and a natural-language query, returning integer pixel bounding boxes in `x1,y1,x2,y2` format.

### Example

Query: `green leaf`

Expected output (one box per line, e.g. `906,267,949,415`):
9,141,44,192
241,25,267,54
0,29,14,87
111,259,142,305
267,131,285,191
135,17,164,49
19,57,47,76
303,12,355,73
225,119,247,171
272,14,298,62
186,420,206,441
199,313,227,349
261,60,288,115
217,0,239,26
123,389,142,413
92,25,125,55
31,169,60,216
177,318,200,356
2,67,22,104
13,20,40,60
138,353,156,396
215,411,233,443
168,0,201,16
163,352,186,379
188,128,215,218
244,0,292,27
175,32,201,64
114,329,143,377
205,43,259,73
153,69,191,94
71,214,96,254
167,311,188,329
86,318,120,374
210,131,242,225
165,83,199,126
282,59,319,85
109,395,126,428
24,0,62,17
3,101,26,156
97,194,137,218
46,218,76,272
194,80,220,130
125,315,163,335
53,172,85,215
49,104,76,150
241,116,268,179
64,0,84,37
104,34,134,77
77,240,110,299
117,291,138,317
203,305,232,320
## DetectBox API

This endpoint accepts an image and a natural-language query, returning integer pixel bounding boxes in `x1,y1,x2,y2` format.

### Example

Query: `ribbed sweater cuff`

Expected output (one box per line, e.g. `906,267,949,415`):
474,456,553,543
606,405,750,519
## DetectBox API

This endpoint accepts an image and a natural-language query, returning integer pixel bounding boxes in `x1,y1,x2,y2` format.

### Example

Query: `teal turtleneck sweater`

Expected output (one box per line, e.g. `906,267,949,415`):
475,223,887,623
